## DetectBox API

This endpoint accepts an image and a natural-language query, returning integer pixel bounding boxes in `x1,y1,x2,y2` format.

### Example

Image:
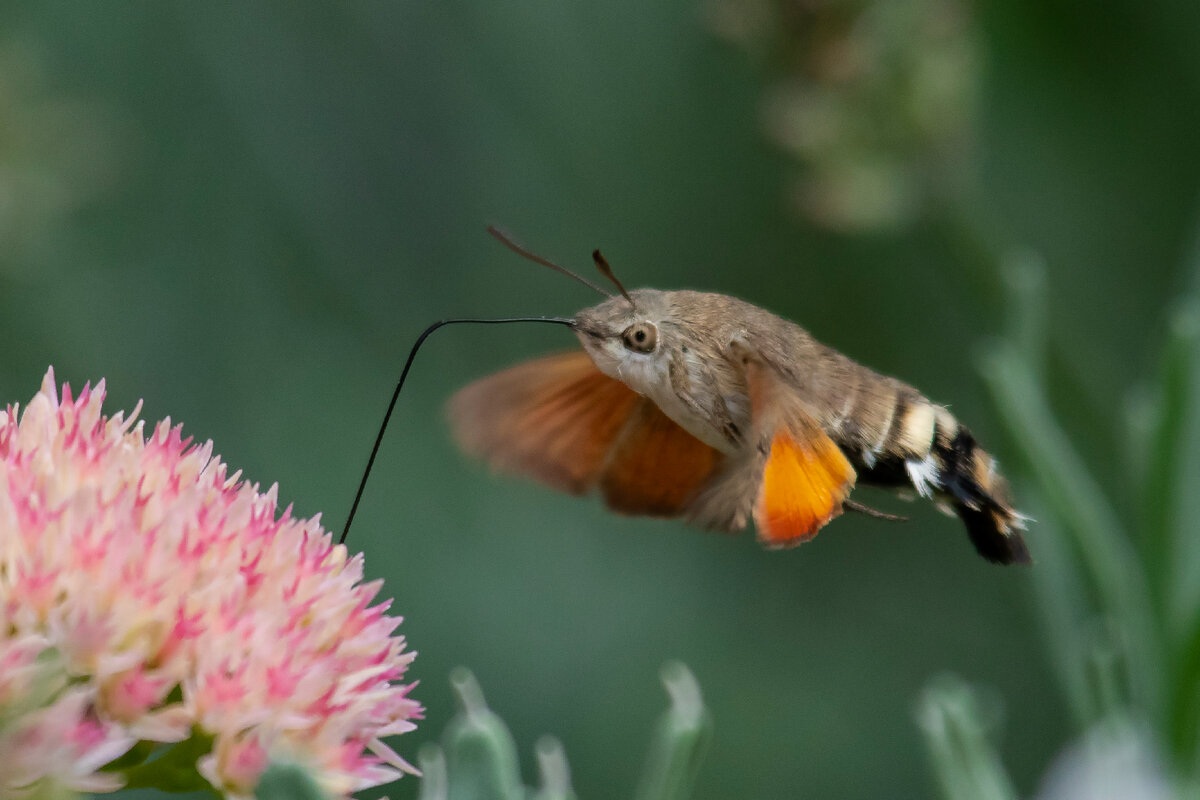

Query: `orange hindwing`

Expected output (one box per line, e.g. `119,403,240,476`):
754,424,855,546
737,345,857,546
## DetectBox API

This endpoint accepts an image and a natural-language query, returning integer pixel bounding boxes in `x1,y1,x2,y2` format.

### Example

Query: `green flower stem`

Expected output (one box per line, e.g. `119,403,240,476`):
1085,621,1133,722
1141,303,1200,630
917,676,1016,800
417,744,449,800
1025,510,1098,727
443,668,524,800
1155,207,1200,774
532,737,577,800
1168,617,1200,773
634,662,712,800
999,250,1048,376
422,665,710,800
974,345,1161,719
980,344,1162,719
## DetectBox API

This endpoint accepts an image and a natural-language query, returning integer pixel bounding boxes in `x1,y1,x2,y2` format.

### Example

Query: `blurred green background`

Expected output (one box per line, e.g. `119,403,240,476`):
2,1,1198,797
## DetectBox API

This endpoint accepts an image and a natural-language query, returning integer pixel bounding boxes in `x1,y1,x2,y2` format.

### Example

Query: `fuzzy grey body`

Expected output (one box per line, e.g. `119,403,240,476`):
573,289,1029,564
575,290,934,464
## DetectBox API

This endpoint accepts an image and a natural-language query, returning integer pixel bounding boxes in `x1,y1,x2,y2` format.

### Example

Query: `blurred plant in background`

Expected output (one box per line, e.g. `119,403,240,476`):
0,38,117,275
417,664,710,800
708,0,1200,791
706,0,978,231
916,236,1200,798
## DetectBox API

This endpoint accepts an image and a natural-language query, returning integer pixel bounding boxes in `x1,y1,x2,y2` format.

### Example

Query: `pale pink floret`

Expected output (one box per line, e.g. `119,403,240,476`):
0,368,422,797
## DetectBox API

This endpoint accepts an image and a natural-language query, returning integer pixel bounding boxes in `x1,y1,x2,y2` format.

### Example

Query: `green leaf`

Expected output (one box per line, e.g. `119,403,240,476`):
917,675,1016,800
256,762,331,800
1024,508,1100,727
443,668,525,800
1168,611,1200,772
417,744,449,800
979,343,1161,719
1139,303,1200,625
634,661,712,800
1000,249,1048,376
120,728,217,795
531,737,577,800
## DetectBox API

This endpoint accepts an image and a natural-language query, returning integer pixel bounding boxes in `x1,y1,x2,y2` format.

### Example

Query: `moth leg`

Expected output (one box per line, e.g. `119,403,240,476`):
844,499,908,523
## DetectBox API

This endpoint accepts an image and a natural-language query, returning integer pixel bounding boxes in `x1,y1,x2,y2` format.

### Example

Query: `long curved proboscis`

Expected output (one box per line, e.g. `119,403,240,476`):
340,316,575,545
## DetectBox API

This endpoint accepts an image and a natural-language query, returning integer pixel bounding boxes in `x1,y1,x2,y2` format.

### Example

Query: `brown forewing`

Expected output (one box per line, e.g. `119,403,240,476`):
449,350,726,519
600,400,722,516
448,351,641,493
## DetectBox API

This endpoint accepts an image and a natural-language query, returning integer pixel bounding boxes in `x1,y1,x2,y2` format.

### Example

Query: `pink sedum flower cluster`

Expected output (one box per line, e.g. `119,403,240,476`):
0,369,422,797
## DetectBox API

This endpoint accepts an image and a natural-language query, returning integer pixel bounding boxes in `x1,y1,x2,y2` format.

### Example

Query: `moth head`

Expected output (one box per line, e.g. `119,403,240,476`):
573,290,671,390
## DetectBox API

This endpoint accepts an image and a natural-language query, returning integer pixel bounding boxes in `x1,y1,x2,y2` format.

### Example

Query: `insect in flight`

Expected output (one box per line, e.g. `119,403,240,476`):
446,228,1029,565
339,227,1029,565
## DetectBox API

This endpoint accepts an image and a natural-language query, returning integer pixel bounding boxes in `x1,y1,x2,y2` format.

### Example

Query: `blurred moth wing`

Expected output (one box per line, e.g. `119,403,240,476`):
598,397,723,515
449,351,640,494
448,349,862,546
449,351,724,515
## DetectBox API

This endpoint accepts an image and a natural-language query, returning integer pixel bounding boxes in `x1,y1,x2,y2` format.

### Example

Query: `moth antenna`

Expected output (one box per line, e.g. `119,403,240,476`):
487,225,612,298
341,315,575,545
592,249,637,310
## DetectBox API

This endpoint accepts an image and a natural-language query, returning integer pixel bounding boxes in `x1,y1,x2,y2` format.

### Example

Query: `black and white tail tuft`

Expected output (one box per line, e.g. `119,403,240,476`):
935,428,1030,565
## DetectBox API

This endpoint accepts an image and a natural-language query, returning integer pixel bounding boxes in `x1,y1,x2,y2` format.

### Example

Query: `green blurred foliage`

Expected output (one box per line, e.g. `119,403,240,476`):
1,1,1197,797
418,663,707,800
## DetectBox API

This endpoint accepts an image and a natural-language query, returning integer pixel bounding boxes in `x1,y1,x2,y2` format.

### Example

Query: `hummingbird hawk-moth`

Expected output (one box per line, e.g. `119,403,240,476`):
445,230,1030,565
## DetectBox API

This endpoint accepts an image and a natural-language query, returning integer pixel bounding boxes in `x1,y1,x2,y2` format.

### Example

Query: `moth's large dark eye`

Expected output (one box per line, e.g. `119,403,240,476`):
621,322,658,354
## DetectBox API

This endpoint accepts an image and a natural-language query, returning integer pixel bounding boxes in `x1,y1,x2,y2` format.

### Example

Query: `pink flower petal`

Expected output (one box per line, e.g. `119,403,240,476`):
0,368,422,796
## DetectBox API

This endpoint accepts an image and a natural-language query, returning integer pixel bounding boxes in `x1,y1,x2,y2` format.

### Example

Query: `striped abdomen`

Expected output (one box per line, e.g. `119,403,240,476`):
829,380,1030,565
